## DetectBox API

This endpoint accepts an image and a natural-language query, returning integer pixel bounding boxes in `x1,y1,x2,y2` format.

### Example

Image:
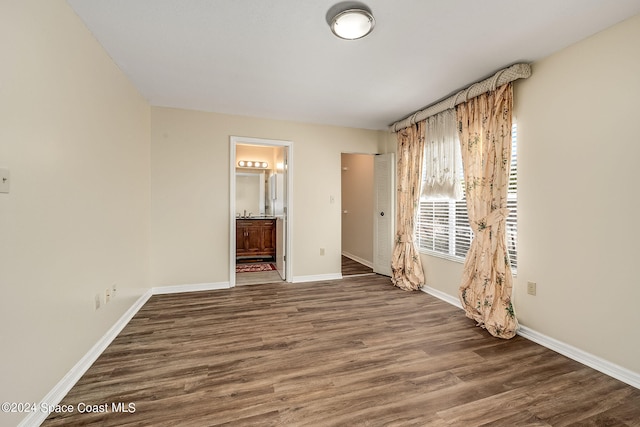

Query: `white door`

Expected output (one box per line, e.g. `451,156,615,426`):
275,217,285,279
373,153,395,276
274,147,287,279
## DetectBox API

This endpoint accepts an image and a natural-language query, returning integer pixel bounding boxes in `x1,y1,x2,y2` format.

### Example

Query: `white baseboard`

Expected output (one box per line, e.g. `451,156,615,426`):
420,286,640,390
18,290,153,427
517,326,640,389
341,252,374,269
152,281,230,295
421,285,462,309
293,273,343,283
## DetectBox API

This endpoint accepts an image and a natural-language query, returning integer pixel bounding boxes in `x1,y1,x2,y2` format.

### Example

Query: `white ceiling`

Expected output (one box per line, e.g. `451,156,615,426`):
67,0,640,130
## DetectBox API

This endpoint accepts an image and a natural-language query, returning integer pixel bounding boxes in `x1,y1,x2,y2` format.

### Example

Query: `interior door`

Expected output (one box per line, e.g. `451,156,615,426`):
274,147,287,280
373,153,395,276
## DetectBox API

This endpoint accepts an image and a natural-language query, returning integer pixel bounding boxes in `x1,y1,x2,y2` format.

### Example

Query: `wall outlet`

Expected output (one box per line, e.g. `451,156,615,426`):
320,248,325,256
94,293,101,310
527,281,537,296
105,287,111,304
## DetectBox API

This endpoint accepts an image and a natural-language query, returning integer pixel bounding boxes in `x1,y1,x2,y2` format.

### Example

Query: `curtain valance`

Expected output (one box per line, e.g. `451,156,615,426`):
389,63,531,133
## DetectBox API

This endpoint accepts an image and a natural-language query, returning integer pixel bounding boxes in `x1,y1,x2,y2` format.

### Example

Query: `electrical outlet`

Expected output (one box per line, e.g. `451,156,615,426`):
320,248,325,256
527,281,537,296
105,287,111,304
94,293,101,310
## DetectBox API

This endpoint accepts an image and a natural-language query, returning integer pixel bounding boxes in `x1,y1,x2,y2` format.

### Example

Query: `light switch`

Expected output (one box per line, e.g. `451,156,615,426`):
0,168,9,193
527,281,537,296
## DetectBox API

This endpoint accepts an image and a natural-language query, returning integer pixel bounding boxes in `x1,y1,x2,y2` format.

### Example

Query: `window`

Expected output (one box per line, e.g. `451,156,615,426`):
416,123,518,270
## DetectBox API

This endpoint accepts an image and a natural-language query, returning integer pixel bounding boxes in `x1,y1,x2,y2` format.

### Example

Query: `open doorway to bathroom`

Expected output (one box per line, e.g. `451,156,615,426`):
230,136,292,287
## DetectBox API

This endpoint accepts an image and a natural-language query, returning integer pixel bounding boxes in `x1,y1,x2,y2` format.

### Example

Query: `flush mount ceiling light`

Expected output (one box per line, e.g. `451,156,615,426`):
327,2,375,40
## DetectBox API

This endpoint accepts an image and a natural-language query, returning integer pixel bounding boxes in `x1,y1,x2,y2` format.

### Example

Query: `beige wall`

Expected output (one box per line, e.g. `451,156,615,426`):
341,154,374,264
150,107,381,285
421,13,640,374
0,1,151,425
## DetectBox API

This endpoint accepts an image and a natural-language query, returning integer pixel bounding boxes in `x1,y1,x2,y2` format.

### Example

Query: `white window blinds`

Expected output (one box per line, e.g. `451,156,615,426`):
416,122,518,270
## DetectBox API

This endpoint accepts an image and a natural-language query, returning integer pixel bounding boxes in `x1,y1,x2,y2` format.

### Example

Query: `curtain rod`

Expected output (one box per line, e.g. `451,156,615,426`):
389,63,532,133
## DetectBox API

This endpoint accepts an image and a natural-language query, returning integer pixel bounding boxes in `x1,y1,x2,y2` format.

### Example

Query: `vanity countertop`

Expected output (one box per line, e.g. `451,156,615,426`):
236,216,275,220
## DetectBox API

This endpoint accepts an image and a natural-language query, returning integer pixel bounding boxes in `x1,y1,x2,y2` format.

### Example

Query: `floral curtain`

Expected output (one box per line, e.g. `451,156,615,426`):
456,83,518,338
391,122,426,291
421,109,463,200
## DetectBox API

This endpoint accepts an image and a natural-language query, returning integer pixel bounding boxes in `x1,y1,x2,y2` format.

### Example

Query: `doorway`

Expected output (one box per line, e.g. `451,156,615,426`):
340,153,375,277
230,136,293,287
340,152,394,277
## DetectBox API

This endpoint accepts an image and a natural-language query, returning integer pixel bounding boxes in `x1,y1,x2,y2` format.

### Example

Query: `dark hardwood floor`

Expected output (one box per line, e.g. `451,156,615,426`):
342,255,374,276
43,275,640,426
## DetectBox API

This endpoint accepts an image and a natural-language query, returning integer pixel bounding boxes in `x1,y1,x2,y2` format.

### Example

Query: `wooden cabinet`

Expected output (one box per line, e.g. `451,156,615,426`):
236,219,276,260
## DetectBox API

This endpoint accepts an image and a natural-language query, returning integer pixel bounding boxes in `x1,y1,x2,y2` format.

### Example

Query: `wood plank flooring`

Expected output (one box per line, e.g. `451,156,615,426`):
341,255,374,276
236,265,283,286
43,275,640,426
236,256,371,286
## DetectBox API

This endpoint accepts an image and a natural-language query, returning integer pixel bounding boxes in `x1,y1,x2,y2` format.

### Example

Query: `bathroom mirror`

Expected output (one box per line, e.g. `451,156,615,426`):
235,171,265,216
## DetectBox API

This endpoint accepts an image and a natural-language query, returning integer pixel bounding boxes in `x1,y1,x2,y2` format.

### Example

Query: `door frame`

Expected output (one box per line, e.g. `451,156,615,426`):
229,136,293,287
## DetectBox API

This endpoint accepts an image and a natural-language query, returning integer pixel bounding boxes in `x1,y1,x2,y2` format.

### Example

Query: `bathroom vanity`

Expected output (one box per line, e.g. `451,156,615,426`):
236,218,276,260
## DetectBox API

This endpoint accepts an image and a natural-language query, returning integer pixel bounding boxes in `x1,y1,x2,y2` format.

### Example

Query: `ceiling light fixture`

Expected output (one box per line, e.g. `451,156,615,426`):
327,2,375,40
237,160,269,169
